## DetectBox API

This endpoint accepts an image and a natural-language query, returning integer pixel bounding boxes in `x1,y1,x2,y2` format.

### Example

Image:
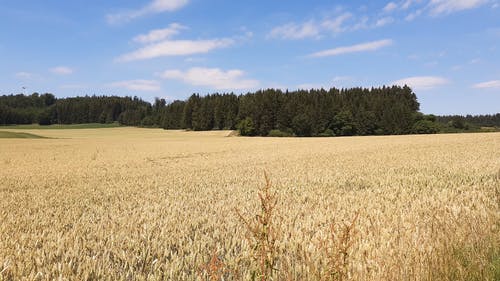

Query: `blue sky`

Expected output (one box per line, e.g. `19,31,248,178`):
0,0,499,114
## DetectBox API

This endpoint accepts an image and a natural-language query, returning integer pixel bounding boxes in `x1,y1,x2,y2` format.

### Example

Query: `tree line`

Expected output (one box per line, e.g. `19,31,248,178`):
1,87,498,136
436,114,500,130
0,93,151,126
160,86,439,136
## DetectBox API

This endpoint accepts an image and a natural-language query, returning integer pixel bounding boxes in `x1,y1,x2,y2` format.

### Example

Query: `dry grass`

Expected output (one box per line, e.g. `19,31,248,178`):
0,128,498,280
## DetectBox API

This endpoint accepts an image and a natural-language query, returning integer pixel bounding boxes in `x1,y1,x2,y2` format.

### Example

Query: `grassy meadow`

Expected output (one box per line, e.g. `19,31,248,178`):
0,128,498,280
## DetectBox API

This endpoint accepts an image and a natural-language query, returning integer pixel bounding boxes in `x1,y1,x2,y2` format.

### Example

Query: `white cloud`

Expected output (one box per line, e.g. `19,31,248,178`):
375,17,394,27
428,0,489,15
148,0,188,11
405,8,424,20
133,23,187,44
388,0,487,20
107,0,189,24
268,21,321,40
15,72,36,79
380,0,486,21
351,16,370,30
402,0,420,10
333,76,352,82
473,80,500,89
160,67,259,90
109,80,161,91
268,12,393,40
308,39,393,58
383,2,398,12
391,76,449,90
321,13,352,33
50,66,74,75
117,38,234,62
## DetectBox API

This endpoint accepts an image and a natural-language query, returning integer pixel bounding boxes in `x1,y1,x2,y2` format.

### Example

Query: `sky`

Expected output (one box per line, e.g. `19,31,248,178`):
0,0,499,115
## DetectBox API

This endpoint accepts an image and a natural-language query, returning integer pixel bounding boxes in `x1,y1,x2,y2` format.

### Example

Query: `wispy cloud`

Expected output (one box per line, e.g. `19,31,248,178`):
268,21,321,40
405,9,424,21
383,2,399,12
160,67,259,90
384,0,488,21
308,39,393,58
50,66,74,75
133,23,187,44
15,72,36,79
473,80,500,89
268,12,393,40
402,0,422,10
391,76,449,90
109,80,161,91
118,22,241,62
428,0,489,15
374,17,395,27
107,0,189,24
117,38,234,62
320,13,353,33
382,0,424,12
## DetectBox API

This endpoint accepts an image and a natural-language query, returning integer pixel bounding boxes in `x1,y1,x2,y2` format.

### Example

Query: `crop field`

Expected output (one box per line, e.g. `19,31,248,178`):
0,128,498,280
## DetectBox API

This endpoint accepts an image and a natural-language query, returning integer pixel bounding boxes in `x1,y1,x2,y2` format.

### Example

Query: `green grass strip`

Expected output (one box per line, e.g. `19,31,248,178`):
0,131,49,139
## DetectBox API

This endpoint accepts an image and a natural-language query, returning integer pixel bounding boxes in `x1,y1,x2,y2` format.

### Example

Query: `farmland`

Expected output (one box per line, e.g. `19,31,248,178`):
0,128,498,280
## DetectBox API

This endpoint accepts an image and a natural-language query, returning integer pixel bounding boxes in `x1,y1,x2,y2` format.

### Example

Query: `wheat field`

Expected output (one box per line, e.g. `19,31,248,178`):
0,128,498,280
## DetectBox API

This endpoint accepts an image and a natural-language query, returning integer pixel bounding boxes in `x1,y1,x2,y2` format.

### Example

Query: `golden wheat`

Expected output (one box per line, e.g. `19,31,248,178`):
0,128,498,280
